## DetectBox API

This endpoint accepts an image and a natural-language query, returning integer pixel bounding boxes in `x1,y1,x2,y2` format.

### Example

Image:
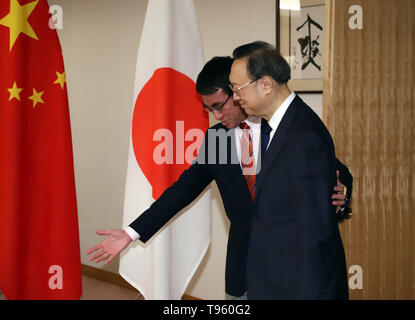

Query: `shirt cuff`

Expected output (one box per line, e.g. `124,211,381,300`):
125,226,140,242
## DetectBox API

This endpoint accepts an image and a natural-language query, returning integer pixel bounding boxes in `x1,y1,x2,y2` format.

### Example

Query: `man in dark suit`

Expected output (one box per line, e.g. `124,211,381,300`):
229,42,349,299
86,56,352,299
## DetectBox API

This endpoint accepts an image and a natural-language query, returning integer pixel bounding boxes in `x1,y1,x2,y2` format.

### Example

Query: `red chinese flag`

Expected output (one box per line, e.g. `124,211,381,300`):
0,0,82,299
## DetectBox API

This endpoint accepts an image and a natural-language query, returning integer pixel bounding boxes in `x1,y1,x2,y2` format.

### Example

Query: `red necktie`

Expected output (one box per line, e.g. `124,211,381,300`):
239,122,256,201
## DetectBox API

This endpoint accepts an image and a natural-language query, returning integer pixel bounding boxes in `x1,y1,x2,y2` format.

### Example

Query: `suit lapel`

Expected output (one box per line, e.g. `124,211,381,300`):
255,97,302,201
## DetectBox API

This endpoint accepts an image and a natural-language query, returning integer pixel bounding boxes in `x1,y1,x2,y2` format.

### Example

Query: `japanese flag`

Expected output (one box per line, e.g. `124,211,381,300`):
119,0,211,300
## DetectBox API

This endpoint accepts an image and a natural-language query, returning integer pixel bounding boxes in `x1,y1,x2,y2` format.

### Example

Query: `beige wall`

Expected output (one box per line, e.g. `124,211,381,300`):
56,0,147,276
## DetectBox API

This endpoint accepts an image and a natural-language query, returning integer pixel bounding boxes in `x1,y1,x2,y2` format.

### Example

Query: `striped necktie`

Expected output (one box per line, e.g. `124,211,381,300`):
239,122,256,201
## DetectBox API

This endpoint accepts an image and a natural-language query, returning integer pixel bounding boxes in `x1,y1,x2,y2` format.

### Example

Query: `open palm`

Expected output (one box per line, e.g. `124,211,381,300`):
86,229,132,265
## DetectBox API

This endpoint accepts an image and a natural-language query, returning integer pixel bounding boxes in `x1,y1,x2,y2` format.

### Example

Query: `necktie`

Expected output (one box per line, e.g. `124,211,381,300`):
261,118,272,160
239,122,256,201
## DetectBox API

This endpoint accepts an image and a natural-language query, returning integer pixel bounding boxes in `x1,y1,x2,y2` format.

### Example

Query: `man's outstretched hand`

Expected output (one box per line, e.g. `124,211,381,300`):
86,229,132,265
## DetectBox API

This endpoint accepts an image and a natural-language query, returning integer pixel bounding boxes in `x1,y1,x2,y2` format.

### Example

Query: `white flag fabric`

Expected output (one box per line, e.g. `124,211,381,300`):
119,0,211,300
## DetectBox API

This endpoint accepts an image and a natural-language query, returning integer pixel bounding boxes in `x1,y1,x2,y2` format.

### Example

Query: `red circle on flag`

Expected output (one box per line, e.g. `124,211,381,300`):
132,68,209,199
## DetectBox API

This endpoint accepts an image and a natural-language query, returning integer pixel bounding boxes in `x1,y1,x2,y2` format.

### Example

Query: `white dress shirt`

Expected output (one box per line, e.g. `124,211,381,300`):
266,91,296,149
125,225,140,241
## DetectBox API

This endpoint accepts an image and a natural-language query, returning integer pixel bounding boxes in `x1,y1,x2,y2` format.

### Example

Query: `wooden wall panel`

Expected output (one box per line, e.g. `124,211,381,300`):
324,0,415,299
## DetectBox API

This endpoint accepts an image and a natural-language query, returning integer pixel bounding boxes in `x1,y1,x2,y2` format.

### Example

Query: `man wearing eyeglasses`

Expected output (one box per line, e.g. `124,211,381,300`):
86,55,352,300
229,41,349,299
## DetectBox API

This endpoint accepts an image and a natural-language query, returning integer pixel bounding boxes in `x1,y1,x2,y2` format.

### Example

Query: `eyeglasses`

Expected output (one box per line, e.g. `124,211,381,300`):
228,79,258,95
204,94,232,112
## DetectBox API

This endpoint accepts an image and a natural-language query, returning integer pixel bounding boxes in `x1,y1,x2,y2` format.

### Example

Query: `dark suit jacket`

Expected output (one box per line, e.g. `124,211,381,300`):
129,123,254,296
247,96,349,299
129,114,352,297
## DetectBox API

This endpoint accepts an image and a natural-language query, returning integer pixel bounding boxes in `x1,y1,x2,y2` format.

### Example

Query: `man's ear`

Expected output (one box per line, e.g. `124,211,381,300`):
259,76,273,94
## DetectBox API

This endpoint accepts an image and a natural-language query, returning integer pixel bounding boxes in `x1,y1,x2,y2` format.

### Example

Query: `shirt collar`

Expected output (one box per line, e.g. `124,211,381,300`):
243,116,261,129
268,91,296,131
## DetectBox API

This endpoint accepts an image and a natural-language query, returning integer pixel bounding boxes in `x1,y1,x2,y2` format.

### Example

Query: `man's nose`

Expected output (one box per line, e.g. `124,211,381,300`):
232,91,240,101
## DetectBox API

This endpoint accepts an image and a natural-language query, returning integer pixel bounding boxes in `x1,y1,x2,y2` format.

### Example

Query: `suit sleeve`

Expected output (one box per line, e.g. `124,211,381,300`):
128,134,214,243
296,131,339,299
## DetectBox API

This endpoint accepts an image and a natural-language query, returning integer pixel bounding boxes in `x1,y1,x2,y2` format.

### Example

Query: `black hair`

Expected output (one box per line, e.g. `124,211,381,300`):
196,56,234,96
232,41,291,84
232,41,274,58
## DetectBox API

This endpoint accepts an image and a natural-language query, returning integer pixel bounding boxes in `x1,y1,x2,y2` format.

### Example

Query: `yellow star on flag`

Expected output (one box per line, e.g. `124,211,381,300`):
54,71,66,90
8,81,23,101
0,0,39,52
28,88,44,108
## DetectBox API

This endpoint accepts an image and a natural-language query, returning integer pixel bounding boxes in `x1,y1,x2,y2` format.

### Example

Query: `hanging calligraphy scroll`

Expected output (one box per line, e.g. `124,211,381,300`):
278,0,325,93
